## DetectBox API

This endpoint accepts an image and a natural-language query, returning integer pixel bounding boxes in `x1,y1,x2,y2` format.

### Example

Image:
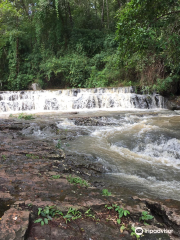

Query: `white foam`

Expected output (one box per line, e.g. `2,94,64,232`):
56,119,75,127
0,88,166,113
110,172,180,199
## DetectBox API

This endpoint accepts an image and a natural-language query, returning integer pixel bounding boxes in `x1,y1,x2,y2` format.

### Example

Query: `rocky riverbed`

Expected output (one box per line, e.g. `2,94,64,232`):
0,114,180,240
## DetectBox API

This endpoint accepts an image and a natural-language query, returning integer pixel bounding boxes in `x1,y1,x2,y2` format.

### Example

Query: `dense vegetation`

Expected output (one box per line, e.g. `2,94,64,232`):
0,0,180,95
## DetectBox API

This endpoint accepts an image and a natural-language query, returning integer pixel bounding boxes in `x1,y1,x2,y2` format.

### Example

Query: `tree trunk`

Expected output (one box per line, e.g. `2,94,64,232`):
16,16,19,75
67,1,73,27
101,0,104,26
106,0,109,28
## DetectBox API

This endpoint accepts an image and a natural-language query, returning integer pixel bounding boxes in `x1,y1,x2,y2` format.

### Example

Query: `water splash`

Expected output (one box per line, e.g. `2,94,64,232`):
0,87,166,113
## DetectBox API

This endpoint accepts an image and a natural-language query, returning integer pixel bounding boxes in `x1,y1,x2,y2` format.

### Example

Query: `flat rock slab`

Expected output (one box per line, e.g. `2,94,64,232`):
0,118,180,240
0,208,30,240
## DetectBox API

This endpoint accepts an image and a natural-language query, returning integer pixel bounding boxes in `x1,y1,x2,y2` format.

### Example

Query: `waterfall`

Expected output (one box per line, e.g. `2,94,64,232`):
0,87,166,113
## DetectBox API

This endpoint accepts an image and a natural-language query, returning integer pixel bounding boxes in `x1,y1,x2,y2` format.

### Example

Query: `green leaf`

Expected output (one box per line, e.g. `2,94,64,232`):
34,218,42,223
38,208,42,215
124,210,130,216
41,212,46,217
117,218,121,224
41,220,44,226
118,211,124,218
44,218,48,224
120,225,126,232
64,214,73,219
47,215,53,220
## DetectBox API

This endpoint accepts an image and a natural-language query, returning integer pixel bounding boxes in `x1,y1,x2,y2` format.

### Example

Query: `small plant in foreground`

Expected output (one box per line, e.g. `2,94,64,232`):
67,175,89,187
131,226,140,239
18,113,35,120
34,206,63,226
63,207,82,223
120,224,126,233
56,139,62,149
1,155,6,160
51,174,61,179
85,208,95,219
26,153,39,159
102,189,111,196
139,211,154,224
105,204,130,224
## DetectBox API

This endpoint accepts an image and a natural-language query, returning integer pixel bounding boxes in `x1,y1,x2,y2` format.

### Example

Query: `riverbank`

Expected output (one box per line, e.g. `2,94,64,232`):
0,115,180,240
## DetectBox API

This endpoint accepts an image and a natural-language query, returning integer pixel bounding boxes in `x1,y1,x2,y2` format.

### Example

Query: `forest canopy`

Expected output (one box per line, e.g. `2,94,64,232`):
0,0,180,95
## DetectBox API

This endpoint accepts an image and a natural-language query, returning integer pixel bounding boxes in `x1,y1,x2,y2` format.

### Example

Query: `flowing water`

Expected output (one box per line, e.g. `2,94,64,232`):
0,87,166,113
55,110,180,201
0,87,180,201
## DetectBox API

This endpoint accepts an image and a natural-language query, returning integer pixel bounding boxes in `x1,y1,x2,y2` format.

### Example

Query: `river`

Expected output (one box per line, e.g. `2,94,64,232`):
0,88,180,202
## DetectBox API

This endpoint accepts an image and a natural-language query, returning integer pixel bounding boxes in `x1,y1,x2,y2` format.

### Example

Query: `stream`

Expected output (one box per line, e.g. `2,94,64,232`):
20,109,180,202
0,87,180,202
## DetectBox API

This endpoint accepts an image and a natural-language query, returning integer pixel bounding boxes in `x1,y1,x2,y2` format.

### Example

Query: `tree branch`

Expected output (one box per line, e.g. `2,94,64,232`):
156,10,180,21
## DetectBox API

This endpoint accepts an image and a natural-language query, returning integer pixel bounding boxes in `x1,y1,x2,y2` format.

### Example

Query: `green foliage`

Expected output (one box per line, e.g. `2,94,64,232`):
139,211,154,224
1,0,180,92
56,140,62,149
63,207,82,224
67,175,89,187
131,226,140,239
1,155,6,160
152,74,180,94
84,208,95,219
105,204,130,224
102,189,111,196
26,154,39,159
34,206,63,225
0,0,121,90
18,113,35,120
120,224,126,233
51,174,61,179
116,0,180,92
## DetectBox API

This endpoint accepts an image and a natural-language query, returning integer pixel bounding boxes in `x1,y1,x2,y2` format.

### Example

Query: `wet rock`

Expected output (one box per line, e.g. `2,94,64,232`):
0,208,30,240
73,117,112,126
28,83,42,91
0,192,13,200
133,196,180,237
46,150,65,159
167,98,180,110
0,116,179,240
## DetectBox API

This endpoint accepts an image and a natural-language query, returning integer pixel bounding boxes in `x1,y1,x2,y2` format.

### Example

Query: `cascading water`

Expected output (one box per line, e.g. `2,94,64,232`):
0,87,166,113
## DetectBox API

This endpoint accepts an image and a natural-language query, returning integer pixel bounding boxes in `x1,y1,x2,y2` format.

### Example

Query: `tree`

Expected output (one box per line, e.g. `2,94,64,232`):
116,0,180,92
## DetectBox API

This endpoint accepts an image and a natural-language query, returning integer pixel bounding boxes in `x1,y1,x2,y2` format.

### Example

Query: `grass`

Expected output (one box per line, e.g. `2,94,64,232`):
67,175,89,187
26,154,39,159
9,113,35,120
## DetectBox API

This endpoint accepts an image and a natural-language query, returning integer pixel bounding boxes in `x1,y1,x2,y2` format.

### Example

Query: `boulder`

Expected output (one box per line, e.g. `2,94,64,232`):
28,83,41,91
0,208,30,240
